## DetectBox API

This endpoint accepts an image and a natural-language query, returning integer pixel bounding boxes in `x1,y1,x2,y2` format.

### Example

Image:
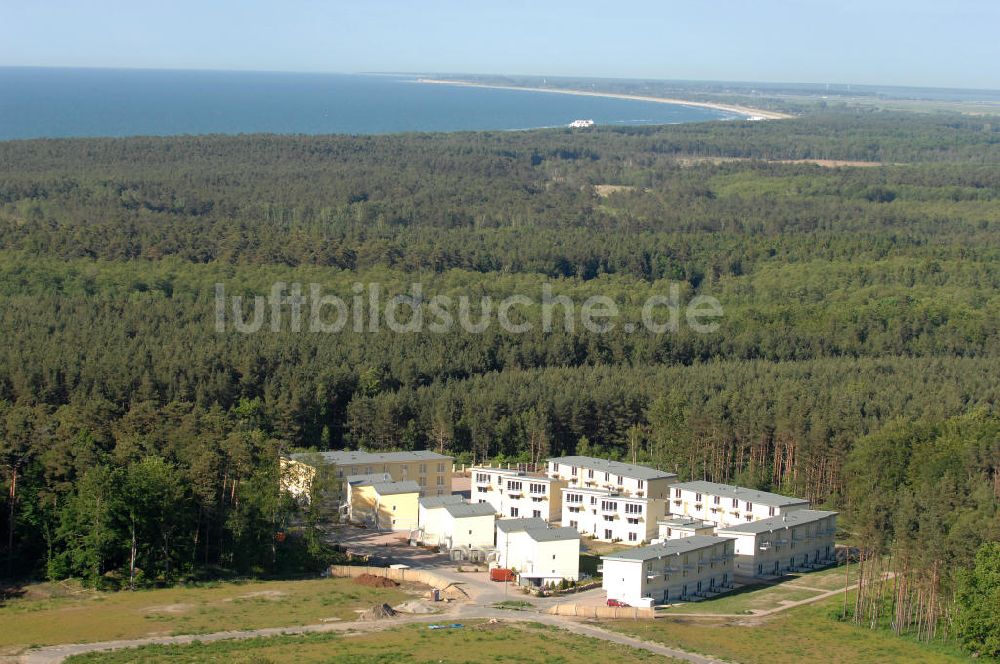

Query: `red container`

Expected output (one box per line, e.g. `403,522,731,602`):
490,568,515,582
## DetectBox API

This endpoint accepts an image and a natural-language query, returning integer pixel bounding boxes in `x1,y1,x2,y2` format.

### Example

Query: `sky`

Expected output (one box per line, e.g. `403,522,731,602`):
2,0,998,90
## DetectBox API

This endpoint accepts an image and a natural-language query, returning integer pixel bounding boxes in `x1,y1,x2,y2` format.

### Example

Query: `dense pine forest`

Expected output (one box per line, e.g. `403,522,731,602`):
0,109,998,651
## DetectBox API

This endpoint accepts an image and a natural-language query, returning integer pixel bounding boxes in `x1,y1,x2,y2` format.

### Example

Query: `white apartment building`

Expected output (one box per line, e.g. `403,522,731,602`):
715,509,838,578
668,480,810,528
495,518,580,586
470,467,566,521
417,494,466,545
601,535,735,606
561,487,667,545
656,517,716,541
547,456,677,499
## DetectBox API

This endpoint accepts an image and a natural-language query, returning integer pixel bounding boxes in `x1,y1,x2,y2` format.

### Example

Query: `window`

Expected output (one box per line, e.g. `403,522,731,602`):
601,500,618,511
510,507,519,517
627,517,639,525
713,495,720,505
675,488,682,498
603,515,614,522
571,466,577,476
625,503,642,514
628,532,637,542
590,496,597,505
419,464,427,473
638,480,644,489
695,493,702,502
476,473,489,484
569,520,578,528
604,472,610,482
746,515,753,522
587,469,594,479
468,529,472,535
552,554,556,560
769,506,776,517
529,483,546,494
617,475,623,485
746,501,753,511
419,477,426,486
566,493,583,503
604,529,612,539
507,480,522,491
666,528,672,537
436,476,444,486
532,510,542,518
438,463,445,472
732,498,739,508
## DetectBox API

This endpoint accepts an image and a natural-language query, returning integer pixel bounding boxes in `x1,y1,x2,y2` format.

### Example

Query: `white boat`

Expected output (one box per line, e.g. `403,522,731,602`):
568,119,595,128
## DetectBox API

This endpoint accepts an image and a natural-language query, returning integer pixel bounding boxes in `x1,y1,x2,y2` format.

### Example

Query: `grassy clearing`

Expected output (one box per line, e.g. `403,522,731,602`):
0,577,412,654
607,593,971,664
661,582,824,615
66,621,681,663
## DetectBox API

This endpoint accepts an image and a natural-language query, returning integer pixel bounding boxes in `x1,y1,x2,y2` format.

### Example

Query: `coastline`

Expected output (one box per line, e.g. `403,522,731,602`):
417,79,793,121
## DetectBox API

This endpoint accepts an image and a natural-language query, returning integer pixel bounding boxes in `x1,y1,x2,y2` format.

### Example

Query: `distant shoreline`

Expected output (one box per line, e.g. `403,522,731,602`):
417,79,794,121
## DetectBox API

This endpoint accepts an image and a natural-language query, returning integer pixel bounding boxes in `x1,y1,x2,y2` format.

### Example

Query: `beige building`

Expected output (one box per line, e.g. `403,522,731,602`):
418,495,495,550
668,481,810,528
547,456,677,500
291,450,453,497
715,510,838,579
348,479,421,531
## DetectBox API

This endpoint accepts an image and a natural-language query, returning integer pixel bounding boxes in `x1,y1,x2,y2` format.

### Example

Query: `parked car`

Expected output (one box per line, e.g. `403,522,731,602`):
606,598,630,607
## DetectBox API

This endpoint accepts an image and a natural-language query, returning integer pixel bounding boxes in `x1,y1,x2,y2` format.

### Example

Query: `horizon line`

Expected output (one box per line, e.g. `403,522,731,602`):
2,64,998,95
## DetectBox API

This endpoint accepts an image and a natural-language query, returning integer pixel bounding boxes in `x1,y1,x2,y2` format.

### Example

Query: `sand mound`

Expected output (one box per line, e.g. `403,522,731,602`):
394,599,437,614
358,603,399,620
354,574,399,588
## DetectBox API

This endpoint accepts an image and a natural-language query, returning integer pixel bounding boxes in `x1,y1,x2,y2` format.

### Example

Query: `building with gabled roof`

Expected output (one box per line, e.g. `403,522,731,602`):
668,480,809,528
715,509,838,578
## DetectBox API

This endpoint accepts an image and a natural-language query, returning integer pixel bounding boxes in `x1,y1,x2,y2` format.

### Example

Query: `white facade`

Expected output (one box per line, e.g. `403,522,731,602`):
496,519,580,586
668,481,809,528
547,456,677,500
602,536,735,606
561,487,667,545
656,517,716,541
471,467,566,521
417,494,466,546
715,510,838,578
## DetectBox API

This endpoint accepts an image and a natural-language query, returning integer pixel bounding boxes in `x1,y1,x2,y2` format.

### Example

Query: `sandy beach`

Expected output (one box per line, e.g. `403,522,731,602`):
417,79,793,121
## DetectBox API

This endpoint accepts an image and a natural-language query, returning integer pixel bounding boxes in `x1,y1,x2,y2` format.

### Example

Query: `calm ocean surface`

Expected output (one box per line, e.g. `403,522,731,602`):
0,68,737,140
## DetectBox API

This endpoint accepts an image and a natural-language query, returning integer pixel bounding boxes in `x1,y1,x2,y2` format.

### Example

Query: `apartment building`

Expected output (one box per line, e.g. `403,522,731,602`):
547,456,677,499
417,494,465,542
601,535,735,606
290,450,453,497
715,510,838,578
668,480,809,528
347,479,420,531
561,486,667,545
495,519,580,586
417,495,495,550
470,467,566,521
655,517,716,541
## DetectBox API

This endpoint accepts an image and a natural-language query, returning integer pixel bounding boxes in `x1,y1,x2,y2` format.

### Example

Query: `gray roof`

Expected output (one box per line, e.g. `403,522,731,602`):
715,510,838,535
672,481,810,508
523,526,580,543
658,517,714,530
369,480,421,495
603,535,730,562
346,473,392,486
444,503,497,519
291,449,452,465
419,494,466,509
496,518,548,533
548,456,677,481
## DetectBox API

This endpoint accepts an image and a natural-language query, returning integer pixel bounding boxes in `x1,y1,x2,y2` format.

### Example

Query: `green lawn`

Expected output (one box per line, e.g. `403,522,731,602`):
660,582,824,615
607,593,972,664
0,578,411,654
66,621,682,663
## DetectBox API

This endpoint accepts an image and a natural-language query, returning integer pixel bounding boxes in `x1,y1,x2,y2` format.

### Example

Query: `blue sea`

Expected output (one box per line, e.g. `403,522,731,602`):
0,68,738,140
